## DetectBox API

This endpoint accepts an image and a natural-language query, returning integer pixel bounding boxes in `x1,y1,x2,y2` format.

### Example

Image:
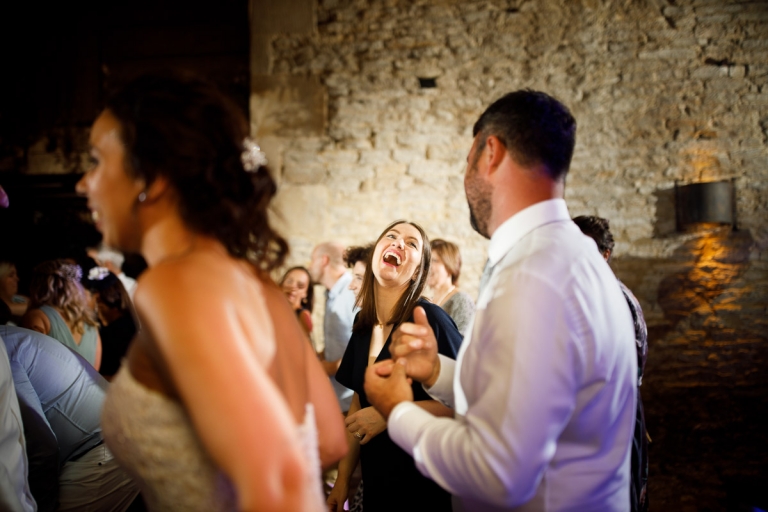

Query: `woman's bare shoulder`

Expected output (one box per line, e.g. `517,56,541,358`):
21,307,51,334
133,253,275,360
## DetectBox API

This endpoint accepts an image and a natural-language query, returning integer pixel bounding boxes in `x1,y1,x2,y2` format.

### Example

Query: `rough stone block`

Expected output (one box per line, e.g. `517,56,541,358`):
392,148,426,163
251,75,327,137
638,48,699,60
270,184,329,238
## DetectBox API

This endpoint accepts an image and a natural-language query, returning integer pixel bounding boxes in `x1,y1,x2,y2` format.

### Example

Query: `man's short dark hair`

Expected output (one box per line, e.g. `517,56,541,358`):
573,215,615,256
473,89,576,181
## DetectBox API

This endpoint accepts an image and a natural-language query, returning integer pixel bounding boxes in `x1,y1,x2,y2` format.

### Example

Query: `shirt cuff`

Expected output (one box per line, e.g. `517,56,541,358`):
423,354,455,406
387,401,436,456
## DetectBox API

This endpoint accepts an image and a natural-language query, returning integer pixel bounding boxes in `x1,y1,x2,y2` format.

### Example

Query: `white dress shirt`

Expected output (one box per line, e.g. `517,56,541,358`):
388,199,637,511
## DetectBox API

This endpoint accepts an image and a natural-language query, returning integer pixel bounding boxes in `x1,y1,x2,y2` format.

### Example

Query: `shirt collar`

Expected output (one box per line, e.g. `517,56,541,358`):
486,198,571,267
327,271,352,300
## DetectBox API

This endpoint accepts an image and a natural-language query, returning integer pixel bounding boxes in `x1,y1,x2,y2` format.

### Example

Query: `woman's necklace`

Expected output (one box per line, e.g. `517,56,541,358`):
433,284,456,306
368,319,393,364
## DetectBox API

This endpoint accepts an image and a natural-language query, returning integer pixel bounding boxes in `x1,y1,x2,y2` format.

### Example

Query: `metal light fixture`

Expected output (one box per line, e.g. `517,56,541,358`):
675,179,735,231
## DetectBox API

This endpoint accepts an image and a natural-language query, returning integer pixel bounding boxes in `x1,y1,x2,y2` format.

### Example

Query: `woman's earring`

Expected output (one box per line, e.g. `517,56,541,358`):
138,192,147,203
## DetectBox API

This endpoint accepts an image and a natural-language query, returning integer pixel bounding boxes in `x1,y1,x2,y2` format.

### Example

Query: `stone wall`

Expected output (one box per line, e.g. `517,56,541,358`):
252,0,768,509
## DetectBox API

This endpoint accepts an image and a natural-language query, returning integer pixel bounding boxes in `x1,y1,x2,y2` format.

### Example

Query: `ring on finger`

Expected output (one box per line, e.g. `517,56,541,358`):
354,431,363,439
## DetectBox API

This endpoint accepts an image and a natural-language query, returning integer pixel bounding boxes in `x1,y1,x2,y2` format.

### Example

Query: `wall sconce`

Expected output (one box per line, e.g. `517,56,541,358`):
675,179,735,231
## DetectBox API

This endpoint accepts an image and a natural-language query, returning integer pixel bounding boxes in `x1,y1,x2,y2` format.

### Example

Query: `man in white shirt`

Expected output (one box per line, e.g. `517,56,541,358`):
365,90,637,511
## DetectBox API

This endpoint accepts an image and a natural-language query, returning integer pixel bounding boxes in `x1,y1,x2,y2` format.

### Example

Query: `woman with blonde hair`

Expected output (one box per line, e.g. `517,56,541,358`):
22,259,102,370
427,239,475,335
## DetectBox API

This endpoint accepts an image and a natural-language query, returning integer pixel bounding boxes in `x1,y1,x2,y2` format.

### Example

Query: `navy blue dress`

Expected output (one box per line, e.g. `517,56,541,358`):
336,298,462,512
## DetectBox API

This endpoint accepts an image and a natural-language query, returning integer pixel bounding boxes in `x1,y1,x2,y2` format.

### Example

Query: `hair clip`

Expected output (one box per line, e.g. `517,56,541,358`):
88,266,110,281
241,137,268,171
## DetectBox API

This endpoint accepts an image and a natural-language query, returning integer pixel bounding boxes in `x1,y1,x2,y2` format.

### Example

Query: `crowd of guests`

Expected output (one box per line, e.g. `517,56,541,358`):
0,73,649,512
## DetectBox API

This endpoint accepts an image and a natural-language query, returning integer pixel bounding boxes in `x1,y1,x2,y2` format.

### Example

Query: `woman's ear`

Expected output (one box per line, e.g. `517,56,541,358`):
139,175,171,204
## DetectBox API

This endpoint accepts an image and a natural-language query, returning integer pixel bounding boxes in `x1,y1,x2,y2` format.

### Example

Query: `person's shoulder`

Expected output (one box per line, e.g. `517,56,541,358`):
450,291,475,306
1,325,74,360
20,307,51,331
417,297,440,312
135,253,235,307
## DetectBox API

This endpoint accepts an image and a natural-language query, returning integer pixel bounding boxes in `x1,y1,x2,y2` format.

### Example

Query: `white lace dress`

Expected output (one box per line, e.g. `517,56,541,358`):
101,365,324,511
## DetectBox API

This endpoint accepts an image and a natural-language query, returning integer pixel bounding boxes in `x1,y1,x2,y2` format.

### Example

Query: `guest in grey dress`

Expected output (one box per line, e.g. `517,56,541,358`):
427,239,475,335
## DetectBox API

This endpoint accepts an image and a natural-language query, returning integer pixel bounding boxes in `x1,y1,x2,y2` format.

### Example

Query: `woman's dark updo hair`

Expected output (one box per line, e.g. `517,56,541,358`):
105,72,288,271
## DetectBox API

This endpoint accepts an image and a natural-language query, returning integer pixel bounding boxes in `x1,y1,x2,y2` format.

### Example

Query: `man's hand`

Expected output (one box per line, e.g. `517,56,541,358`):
387,306,441,387
364,359,414,419
344,406,386,445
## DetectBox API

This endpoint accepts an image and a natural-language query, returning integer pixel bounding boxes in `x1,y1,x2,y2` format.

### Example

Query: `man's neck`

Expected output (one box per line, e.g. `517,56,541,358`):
322,266,346,291
487,169,564,238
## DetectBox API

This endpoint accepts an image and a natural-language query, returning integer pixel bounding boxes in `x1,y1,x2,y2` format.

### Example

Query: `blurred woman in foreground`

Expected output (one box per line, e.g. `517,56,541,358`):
76,73,346,511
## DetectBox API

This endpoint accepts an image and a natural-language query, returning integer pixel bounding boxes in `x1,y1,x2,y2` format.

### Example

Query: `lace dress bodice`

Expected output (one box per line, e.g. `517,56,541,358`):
102,365,324,511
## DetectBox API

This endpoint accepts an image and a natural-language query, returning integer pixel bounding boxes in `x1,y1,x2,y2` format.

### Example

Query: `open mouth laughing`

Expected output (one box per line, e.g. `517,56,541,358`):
383,250,402,267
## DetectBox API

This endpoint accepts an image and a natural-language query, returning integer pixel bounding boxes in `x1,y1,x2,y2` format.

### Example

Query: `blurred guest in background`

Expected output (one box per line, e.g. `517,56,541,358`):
22,260,102,370
427,239,475,335
85,268,137,380
573,214,649,512
280,266,314,338
87,246,138,301
0,334,36,512
309,241,357,414
2,324,139,512
0,259,30,322
344,244,373,299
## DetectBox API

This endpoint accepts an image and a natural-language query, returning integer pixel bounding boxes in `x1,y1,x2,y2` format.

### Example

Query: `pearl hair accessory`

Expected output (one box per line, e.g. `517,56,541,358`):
241,137,268,171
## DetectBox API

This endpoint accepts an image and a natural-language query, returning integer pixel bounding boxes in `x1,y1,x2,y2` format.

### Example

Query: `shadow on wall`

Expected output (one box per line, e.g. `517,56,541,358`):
612,228,768,511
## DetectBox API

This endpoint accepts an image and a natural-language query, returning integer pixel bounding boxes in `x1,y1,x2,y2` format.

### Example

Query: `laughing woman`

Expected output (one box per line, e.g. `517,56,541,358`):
75,73,346,512
328,220,462,512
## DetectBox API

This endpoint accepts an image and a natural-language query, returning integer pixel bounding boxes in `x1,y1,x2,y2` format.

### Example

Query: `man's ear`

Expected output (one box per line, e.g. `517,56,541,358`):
484,135,506,175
